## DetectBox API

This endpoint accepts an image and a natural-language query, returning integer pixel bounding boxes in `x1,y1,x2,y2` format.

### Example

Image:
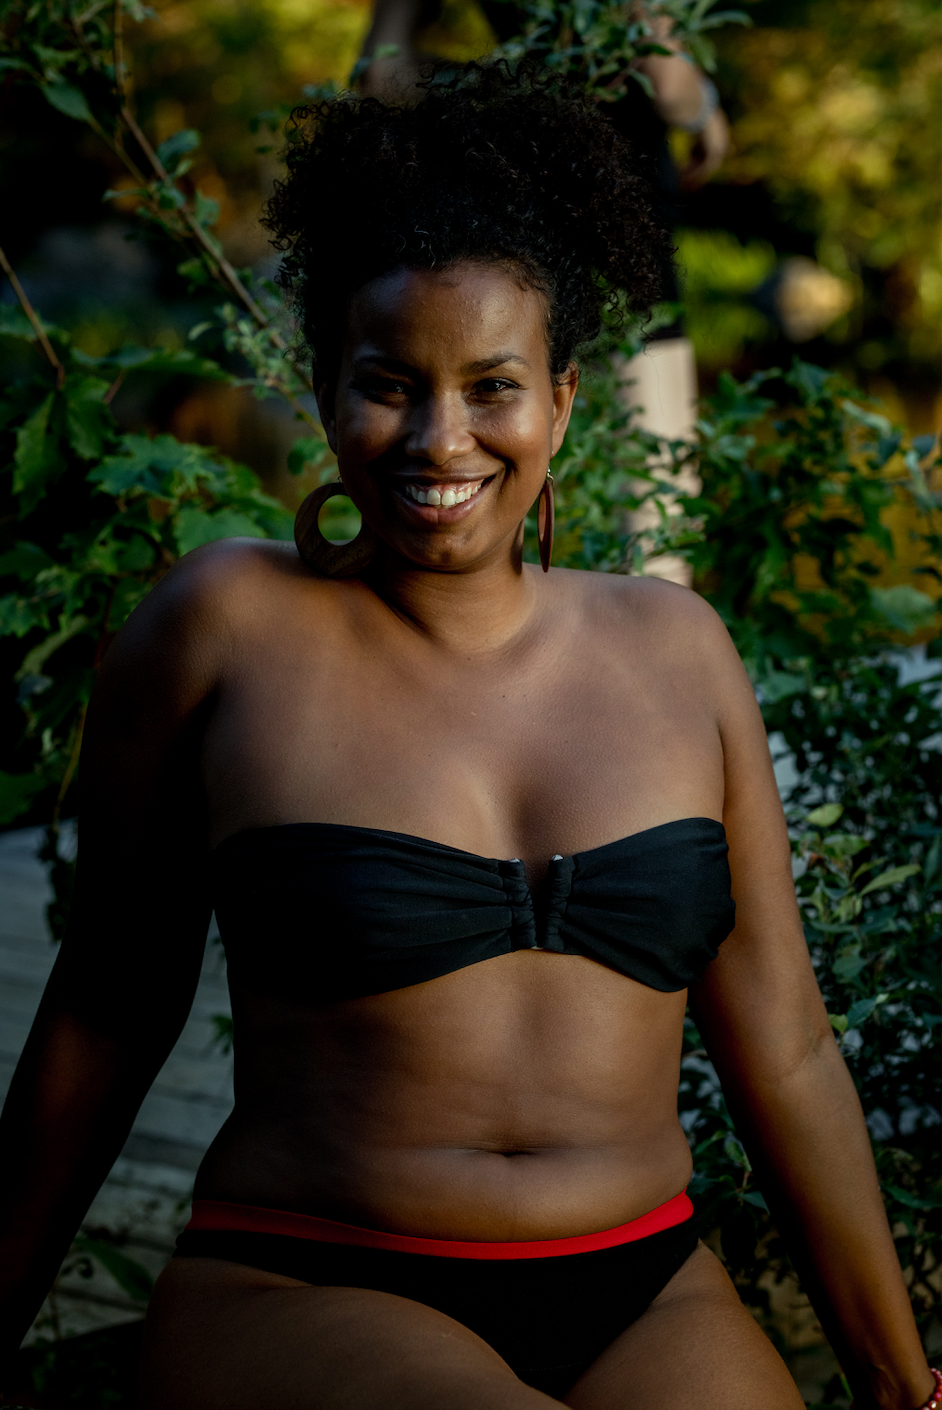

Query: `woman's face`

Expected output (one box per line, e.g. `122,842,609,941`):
317,261,577,572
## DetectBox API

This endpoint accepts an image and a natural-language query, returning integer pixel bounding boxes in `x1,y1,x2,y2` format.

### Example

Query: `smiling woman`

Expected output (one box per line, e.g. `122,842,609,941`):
0,61,937,1410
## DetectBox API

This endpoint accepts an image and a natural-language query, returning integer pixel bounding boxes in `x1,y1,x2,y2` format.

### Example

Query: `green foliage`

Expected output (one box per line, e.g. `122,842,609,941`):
668,369,939,1343
0,314,294,836
493,0,749,98
717,0,942,375
0,0,322,424
672,229,777,370
680,363,939,667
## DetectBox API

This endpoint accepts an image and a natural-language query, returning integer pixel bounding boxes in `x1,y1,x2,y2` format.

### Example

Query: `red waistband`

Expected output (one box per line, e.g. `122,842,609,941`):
184,1190,693,1260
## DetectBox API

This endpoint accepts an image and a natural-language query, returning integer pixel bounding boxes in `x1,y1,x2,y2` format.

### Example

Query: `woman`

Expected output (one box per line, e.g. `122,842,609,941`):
0,66,935,1410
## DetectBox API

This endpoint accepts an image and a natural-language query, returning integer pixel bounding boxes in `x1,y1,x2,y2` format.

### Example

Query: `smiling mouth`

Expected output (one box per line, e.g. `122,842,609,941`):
400,478,490,508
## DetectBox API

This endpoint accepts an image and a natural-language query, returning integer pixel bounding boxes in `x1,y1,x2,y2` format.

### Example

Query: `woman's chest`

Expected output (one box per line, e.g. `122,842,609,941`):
200,620,724,858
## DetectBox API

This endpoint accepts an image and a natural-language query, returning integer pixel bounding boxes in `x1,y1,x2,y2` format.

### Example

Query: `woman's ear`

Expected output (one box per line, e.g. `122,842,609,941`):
315,380,339,454
551,362,579,455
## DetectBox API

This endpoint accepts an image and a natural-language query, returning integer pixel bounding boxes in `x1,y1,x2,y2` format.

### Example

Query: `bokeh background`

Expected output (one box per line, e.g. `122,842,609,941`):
2,0,939,498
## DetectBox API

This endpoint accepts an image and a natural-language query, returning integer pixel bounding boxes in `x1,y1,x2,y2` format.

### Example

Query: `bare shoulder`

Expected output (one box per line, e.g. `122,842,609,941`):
99,538,302,680
85,538,313,758
563,568,745,681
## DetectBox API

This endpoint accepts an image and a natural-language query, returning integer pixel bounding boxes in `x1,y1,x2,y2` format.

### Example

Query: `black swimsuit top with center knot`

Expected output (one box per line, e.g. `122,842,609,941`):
210,817,736,1002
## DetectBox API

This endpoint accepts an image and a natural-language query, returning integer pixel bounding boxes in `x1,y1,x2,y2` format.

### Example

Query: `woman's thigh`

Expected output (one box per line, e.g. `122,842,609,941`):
564,1243,805,1410
137,1256,559,1410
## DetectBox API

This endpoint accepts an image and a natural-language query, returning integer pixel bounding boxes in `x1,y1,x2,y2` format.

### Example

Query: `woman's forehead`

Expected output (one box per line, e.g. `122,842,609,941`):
342,262,550,369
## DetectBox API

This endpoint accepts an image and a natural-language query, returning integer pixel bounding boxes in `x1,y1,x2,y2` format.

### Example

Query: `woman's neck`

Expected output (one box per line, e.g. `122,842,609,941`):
365,543,545,656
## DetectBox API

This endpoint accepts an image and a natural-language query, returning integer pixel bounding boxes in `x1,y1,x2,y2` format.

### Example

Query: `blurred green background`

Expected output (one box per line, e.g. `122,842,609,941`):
1,0,938,456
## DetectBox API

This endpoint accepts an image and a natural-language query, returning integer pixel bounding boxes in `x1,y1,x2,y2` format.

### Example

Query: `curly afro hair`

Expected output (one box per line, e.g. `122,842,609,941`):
263,62,672,382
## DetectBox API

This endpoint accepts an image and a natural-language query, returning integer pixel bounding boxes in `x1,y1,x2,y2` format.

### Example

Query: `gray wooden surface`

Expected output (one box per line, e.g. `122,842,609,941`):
0,825,233,1341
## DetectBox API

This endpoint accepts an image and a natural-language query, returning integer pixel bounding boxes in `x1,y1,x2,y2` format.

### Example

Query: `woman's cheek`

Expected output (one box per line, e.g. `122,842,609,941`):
341,402,404,459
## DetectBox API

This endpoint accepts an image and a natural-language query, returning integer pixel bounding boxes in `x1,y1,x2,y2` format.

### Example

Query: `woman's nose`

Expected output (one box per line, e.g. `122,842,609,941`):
403,393,476,465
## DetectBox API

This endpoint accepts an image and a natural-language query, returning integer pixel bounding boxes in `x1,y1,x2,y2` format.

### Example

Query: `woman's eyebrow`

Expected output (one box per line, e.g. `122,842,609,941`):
463,354,530,374
351,353,530,375
351,354,416,375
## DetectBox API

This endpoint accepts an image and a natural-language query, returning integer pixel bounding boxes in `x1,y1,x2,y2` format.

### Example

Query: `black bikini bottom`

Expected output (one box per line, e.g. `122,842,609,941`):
175,1213,699,1398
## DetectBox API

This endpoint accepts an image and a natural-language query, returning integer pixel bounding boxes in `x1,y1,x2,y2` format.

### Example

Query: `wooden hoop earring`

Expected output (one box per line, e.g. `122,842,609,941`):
538,471,555,573
294,481,377,578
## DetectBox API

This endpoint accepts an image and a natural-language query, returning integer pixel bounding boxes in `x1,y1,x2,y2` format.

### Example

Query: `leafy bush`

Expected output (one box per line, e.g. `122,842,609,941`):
0,306,295,840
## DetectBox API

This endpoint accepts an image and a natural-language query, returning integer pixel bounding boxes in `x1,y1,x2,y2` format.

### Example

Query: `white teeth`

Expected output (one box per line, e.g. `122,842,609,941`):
403,480,485,507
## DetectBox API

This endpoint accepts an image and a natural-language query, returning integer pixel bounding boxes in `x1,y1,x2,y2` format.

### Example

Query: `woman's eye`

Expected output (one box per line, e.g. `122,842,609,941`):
355,378,410,400
475,378,518,396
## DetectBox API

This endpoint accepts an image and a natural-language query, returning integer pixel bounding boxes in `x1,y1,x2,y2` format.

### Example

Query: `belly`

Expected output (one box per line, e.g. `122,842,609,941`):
195,951,694,1240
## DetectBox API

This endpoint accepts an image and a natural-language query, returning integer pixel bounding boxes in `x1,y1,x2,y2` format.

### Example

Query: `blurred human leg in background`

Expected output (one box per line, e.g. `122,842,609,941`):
619,334,700,588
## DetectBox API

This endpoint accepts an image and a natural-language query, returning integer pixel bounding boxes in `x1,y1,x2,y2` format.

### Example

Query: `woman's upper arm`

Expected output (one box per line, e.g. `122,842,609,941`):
689,616,832,1087
50,543,237,1034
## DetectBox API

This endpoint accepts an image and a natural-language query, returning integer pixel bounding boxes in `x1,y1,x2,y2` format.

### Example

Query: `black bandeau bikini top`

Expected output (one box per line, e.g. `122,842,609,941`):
210,817,736,1003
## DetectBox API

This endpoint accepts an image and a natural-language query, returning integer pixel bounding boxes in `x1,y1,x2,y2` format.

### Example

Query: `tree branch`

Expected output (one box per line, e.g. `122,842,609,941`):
0,245,65,388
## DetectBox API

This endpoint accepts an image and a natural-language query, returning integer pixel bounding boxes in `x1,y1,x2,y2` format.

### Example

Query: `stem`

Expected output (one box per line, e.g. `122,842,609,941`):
119,105,277,335
114,0,126,102
103,369,126,405
0,245,65,388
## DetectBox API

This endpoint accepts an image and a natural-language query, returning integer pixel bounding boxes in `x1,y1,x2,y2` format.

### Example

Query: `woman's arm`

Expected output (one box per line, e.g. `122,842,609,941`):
689,616,934,1410
357,0,425,97
0,548,225,1364
634,8,730,187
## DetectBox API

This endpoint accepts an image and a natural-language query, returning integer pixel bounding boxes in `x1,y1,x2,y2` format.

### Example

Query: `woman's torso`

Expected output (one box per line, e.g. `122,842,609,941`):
193,546,727,1239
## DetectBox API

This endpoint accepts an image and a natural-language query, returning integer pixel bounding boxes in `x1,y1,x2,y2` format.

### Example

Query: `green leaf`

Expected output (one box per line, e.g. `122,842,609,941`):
845,996,881,1029
287,435,330,476
72,1237,153,1302
177,257,212,288
869,585,938,635
114,535,157,572
105,346,229,379
0,304,48,341
832,951,867,983
103,185,149,203
884,1185,942,1211
64,376,111,460
193,190,219,227
822,833,868,860
0,770,46,825
91,433,211,496
13,393,55,499
806,803,843,828
829,1013,849,1034
760,669,805,703
0,542,54,582
156,128,200,172
43,79,93,123
858,864,920,897
0,595,44,638
174,506,266,555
